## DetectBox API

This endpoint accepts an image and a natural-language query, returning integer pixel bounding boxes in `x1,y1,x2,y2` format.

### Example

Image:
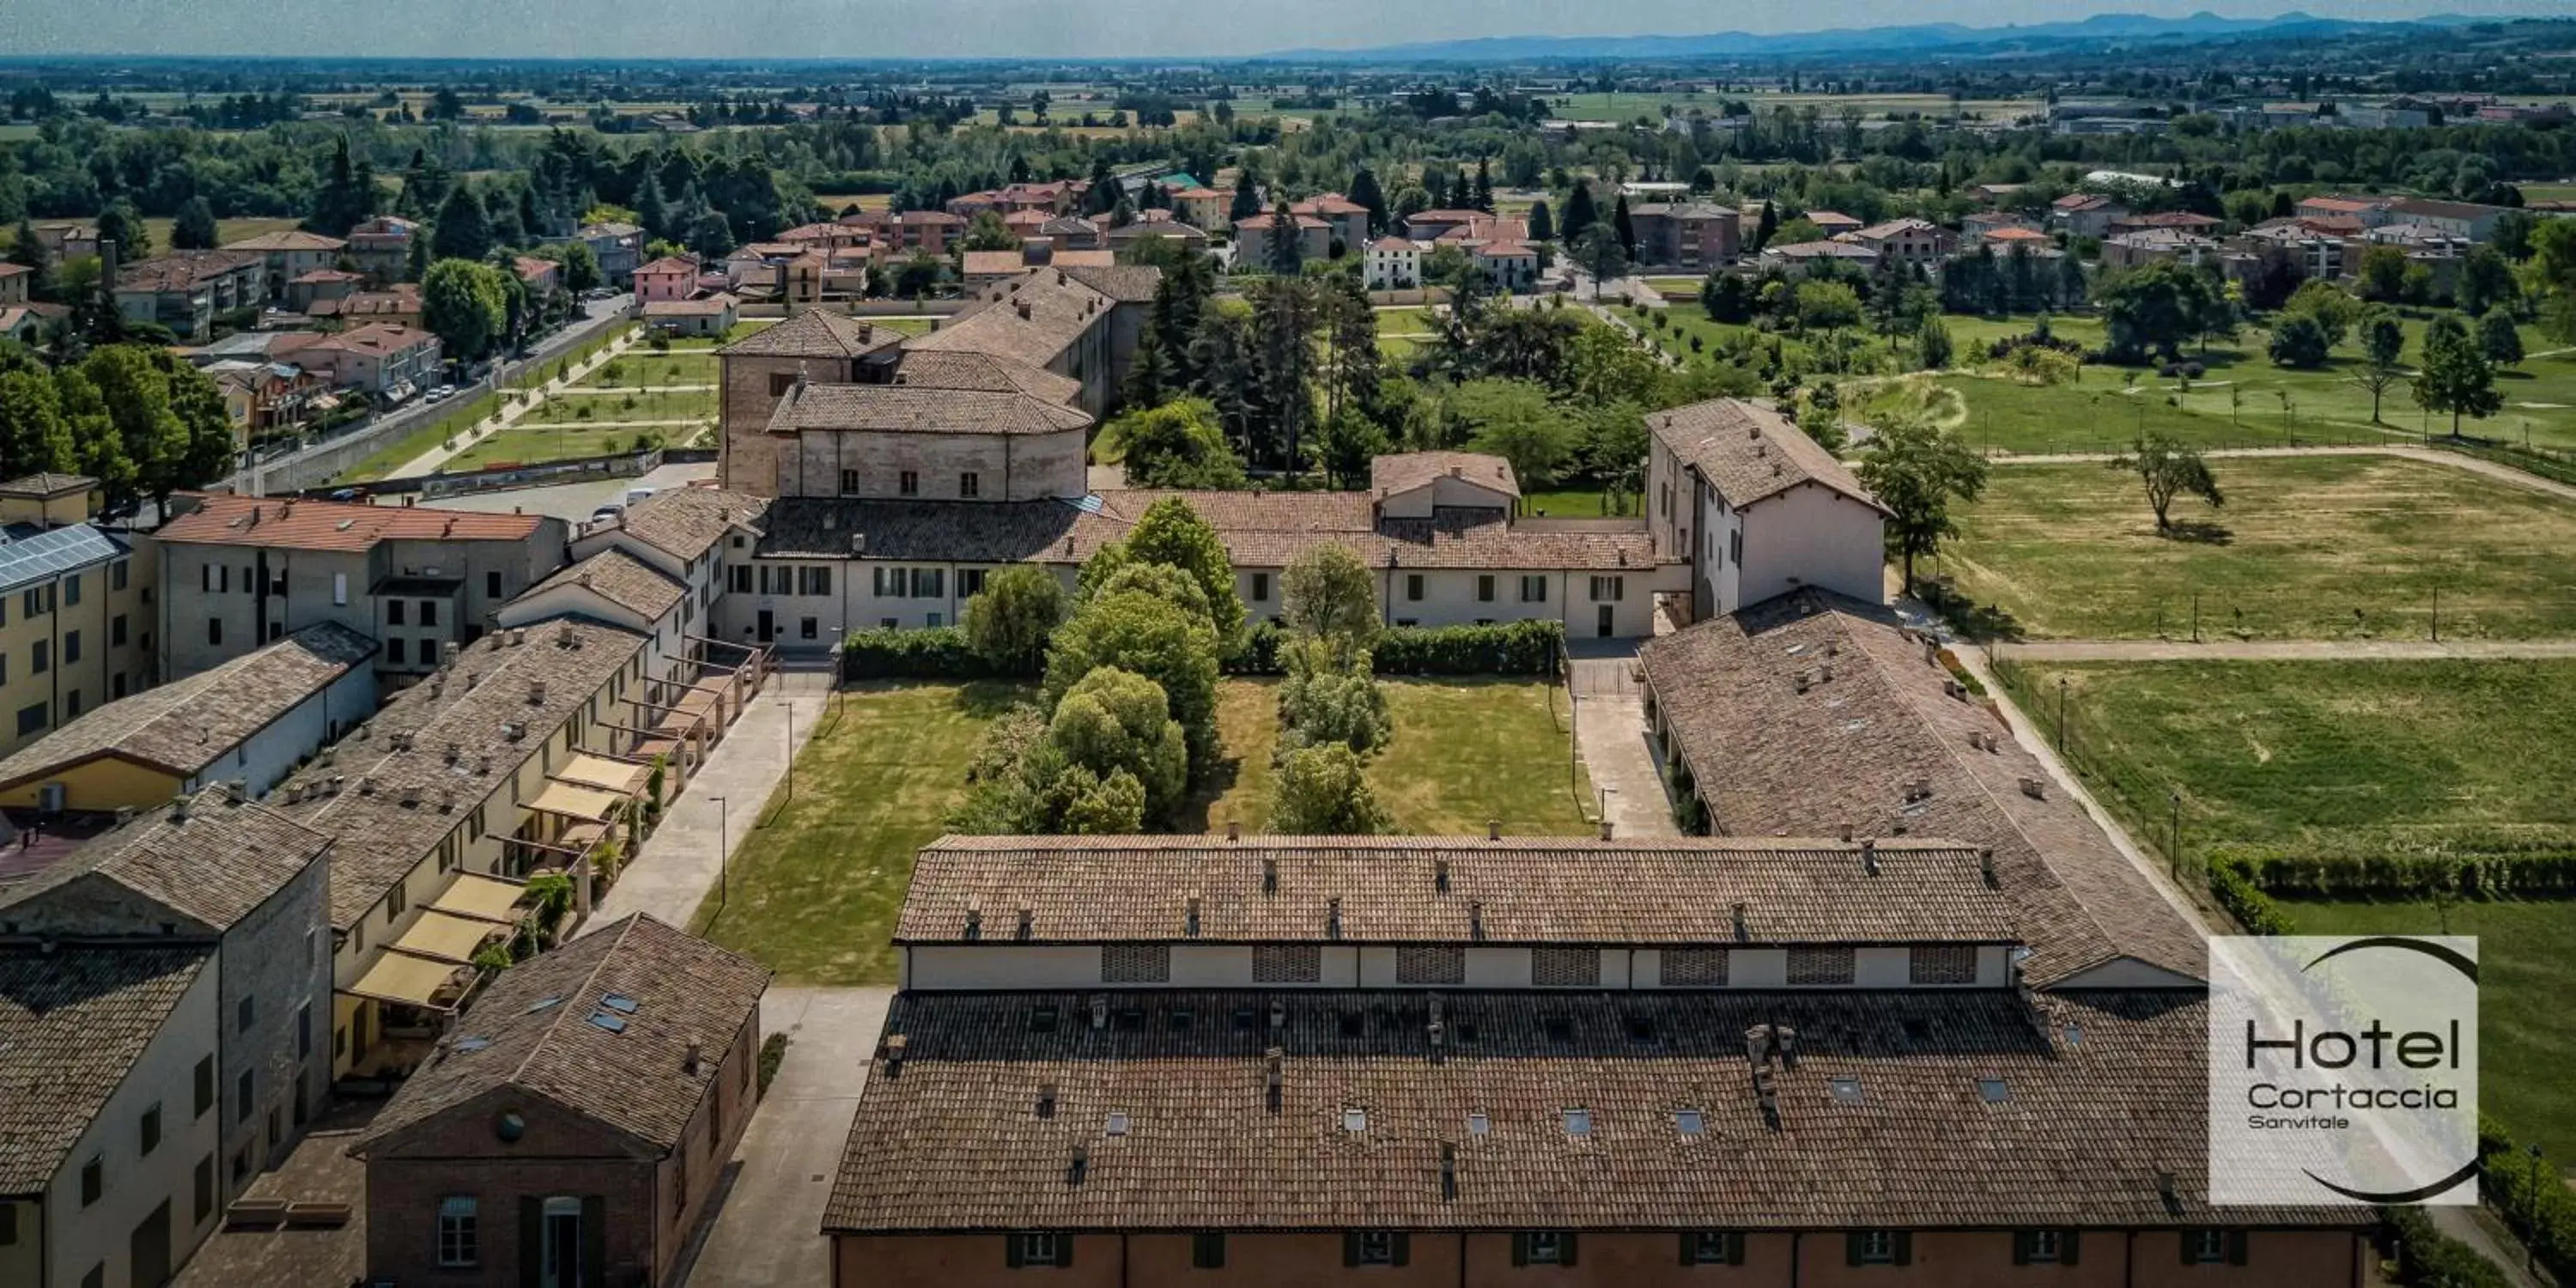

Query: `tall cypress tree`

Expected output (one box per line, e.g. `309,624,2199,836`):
1348,166,1388,237
430,184,494,263
1230,167,1263,224
1612,194,1637,258
1473,158,1494,212
1562,181,1599,241
8,219,57,301
1528,201,1554,245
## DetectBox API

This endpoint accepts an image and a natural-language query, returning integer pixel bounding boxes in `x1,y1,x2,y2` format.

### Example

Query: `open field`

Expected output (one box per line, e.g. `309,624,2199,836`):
0,215,301,254
1941,454,2576,641
580,352,717,387
1992,656,2576,1161
1369,678,1594,835
439,420,683,472
691,682,1025,985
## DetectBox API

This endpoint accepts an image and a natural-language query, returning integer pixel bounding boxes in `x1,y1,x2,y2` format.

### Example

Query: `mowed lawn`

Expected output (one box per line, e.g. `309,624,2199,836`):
1943,454,2576,641
690,681,1028,984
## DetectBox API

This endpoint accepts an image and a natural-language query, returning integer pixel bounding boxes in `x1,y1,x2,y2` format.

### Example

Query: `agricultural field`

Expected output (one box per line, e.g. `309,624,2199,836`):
1942,454,2576,641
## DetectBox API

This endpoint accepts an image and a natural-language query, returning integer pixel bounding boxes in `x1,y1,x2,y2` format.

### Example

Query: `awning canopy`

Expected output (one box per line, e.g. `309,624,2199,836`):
528,780,624,823
342,951,465,1009
430,872,528,925
555,753,647,795
393,911,501,964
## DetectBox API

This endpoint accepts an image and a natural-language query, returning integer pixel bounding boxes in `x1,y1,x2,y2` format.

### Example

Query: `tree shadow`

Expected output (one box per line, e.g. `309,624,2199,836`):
1172,756,1247,835
2159,519,2234,545
1922,583,2026,643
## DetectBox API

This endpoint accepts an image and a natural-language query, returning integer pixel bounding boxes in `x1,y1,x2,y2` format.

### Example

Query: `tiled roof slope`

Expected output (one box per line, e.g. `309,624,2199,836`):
909,267,1132,371
0,623,375,788
890,349,1084,405
1637,592,2203,987
900,835,2015,945
270,620,649,930
0,792,330,933
766,382,1091,438
1370,452,1519,502
716,310,905,360
825,988,2339,1233
350,914,767,1157
158,493,543,552
0,946,212,1193
615,487,770,562
1649,398,1882,513
528,549,685,622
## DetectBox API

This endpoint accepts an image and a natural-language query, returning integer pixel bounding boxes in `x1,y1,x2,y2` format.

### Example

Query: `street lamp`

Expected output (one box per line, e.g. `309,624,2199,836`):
709,795,729,917
2530,1143,2548,1275
2056,677,2069,752
2169,789,2183,877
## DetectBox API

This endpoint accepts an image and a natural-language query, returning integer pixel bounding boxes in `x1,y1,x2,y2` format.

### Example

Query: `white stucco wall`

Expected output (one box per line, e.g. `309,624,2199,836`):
1737,483,1888,611
42,961,222,1288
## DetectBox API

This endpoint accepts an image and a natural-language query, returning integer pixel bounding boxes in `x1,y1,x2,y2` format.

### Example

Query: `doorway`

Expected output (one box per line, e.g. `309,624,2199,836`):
1596,605,1615,638
130,1200,173,1288
541,1196,583,1288
756,610,775,644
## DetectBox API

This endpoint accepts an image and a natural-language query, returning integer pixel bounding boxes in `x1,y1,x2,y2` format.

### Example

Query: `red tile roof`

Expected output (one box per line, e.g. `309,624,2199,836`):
157,492,544,552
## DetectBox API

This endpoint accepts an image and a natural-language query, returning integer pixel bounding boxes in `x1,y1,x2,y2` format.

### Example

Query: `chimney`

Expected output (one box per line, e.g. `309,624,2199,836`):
1731,901,1748,940
1433,860,1449,893
171,794,191,823
1225,819,1239,841
1439,1142,1458,1200
1325,896,1342,940
1017,906,1034,939
1744,1024,1771,1066
1184,895,1201,938
2020,777,2046,800
884,1031,908,1075
1261,857,1277,893
1861,839,1879,876
527,680,548,705
1088,995,1109,1030
1036,1084,1057,1119
1598,818,1614,841
683,1042,703,1076
1980,848,1998,885
1467,900,1484,941
1923,637,1940,666
1268,998,1286,1030
1838,823,1854,843
1066,1145,1089,1186
1485,819,1500,841
1264,1048,1285,1112
1776,1025,1800,1066
963,897,982,940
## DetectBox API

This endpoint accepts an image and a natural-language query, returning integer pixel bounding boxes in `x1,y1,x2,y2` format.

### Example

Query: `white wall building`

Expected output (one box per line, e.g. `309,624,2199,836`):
1647,398,1889,622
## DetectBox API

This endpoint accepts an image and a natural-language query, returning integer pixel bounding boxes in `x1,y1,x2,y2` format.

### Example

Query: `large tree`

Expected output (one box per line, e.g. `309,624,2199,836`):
1121,496,1246,648
2110,431,2225,533
2412,313,2503,437
2349,308,2408,423
77,346,234,510
94,200,149,260
2096,260,2218,364
1044,589,1224,774
1269,743,1392,835
1097,398,1246,489
963,565,1065,673
1855,411,1988,593
420,258,508,364
1281,544,1380,654
7,219,58,301
171,197,220,252
429,185,494,263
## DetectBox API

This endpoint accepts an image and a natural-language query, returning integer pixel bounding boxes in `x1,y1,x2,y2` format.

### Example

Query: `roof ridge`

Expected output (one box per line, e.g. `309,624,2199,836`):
501,913,641,1091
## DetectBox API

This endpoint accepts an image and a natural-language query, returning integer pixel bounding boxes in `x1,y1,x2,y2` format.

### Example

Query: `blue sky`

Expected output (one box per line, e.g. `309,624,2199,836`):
5,0,2555,60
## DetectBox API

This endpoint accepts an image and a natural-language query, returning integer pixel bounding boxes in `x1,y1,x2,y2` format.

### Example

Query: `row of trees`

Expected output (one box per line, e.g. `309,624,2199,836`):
0,343,235,513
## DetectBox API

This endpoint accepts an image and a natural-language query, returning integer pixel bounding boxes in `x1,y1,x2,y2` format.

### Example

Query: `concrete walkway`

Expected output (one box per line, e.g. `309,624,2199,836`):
1568,655,1679,838
1992,637,2576,663
386,328,643,479
675,986,892,1288
1992,442,2576,505
584,669,832,934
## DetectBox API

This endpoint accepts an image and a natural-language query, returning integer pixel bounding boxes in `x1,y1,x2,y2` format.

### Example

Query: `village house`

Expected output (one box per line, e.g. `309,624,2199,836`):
1755,240,1880,273
283,268,363,315
2050,193,2129,239
1230,210,1333,266
1470,240,1540,289
1291,193,1373,252
841,209,965,257
633,255,702,306
539,484,775,712
343,216,419,282
0,474,157,756
2102,228,2222,270
309,283,423,330
641,293,740,337
1847,218,1956,273
1102,210,1212,258
114,251,264,342
1364,236,1424,290
222,230,348,303
0,261,29,307
1645,398,1887,621
1167,185,1230,231
274,323,442,399
1804,209,1866,237
1626,201,1741,270
574,222,645,286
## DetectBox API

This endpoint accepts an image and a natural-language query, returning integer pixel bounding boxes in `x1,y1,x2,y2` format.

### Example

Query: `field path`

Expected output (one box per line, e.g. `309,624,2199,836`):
1993,638,2576,663
1988,443,2576,504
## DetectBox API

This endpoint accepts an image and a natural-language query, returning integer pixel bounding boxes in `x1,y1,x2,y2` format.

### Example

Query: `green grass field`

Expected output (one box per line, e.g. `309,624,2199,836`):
1375,307,1440,337
1942,454,2576,641
868,315,941,337
521,386,717,426
1991,656,2576,1162
0,215,301,254
1521,489,1640,518
1369,678,1595,835
439,420,678,472
578,353,717,389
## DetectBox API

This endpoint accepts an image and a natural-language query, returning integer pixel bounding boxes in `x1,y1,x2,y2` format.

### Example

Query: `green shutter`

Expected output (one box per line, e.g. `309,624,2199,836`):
2061,1230,2081,1266
1559,1233,1578,1267
580,1196,605,1288
1892,1231,1912,1267
2227,1231,2250,1266
1006,1235,1024,1269
1391,1233,1410,1267
1511,1233,1528,1267
1845,1233,1865,1267
518,1198,542,1288
1343,1233,1360,1267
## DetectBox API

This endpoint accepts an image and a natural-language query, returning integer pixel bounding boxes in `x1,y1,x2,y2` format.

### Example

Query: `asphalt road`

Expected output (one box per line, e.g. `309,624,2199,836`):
417,459,717,524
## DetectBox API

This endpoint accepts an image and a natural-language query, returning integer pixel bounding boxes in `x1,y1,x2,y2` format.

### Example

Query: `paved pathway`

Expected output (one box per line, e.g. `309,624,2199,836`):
584,669,831,933
1992,638,2576,663
385,328,643,479
674,986,892,1288
1992,442,2576,505
1567,653,1679,838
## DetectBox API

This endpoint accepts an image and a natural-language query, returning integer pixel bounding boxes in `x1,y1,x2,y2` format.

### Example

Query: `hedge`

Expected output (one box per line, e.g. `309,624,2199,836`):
839,627,1025,679
2207,859,2299,936
2381,1206,2512,1288
2477,1115,2576,1285
1228,619,1564,677
2222,846,2576,902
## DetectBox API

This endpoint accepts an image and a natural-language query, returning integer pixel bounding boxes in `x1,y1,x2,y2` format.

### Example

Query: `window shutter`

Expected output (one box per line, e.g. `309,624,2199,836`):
1391,1233,1410,1267
1006,1235,1024,1269
1728,1233,1746,1265
1679,1234,1697,1267
2178,1232,2197,1266
1845,1233,1865,1267
1892,1231,1912,1267
872,567,884,596
1559,1233,1578,1267
2061,1230,2081,1266
1343,1233,1360,1267
519,1199,542,1288
2012,1231,2031,1265
2227,1231,2250,1266
580,1196,606,1288
1511,1233,1528,1267
1057,1235,1074,1268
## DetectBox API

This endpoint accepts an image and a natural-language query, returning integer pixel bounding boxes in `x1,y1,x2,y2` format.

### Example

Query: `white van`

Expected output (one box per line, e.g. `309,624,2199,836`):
623,486,658,507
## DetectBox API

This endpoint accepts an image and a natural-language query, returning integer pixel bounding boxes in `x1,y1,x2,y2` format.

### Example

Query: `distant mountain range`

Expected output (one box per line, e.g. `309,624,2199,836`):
1267,10,2496,63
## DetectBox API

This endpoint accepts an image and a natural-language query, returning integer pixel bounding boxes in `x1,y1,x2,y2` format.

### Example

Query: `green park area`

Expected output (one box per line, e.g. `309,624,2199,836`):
1938,454,2576,641
1997,657,2576,1161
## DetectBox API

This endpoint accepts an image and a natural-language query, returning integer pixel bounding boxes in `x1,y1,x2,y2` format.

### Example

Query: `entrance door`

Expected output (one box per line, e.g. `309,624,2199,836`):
756,610,775,643
1596,605,1615,638
130,1200,173,1288
541,1196,583,1288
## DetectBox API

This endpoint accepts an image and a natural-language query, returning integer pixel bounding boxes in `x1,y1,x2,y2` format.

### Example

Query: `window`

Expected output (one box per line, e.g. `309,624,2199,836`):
769,371,798,396
64,631,80,665
959,569,987,598
487,571,503,598
438,1196,480,1267
64,691,78,720
112,560,129,592
1347,1231,1405,1267
1661,948,1728,986
195,1055,216,1116
1405,574,1424,601
0,1203,11,1246
729,566,753,593
1519,574,1547,603
1787,946,1856,986
386,638,406,665
208,617,222,647
1847,1230,1909,1267
1728,529,1742,565
1910,945,1978,985
1476,574,1495,602
1516,1232,1575,1266
2184,1230,2244,1265
15,702,46,737
237,1069,255,1121
1102,944,1170,983
1191,1232,1226,1268
141,1103,161,1156
1686,1232,1747,1265
238,994,256,1033
798,566,832,596
386,599,405,626
2014,1230,2080,1265
800,617,818,640
910,568,945,598
1253,945,1321,983
418,599,438,628
112,614,127,647
193,1154,214,1224
1249,572,1269,603
81,1155,101,1206
298,1002,313,1060
29,640,46,674
1008,1232,1066,1267
960,471,981,498
1394,945,1464,985
1532,948,1600,987
63,574,79,606
22,587,45,617
899,470,920,496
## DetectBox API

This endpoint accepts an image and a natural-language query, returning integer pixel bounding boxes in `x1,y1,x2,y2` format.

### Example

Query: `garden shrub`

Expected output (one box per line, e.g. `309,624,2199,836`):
840,626,1022,678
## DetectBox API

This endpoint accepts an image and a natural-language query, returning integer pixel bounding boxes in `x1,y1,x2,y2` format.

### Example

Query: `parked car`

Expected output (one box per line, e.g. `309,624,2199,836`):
623,486,658,507
589,503,625,525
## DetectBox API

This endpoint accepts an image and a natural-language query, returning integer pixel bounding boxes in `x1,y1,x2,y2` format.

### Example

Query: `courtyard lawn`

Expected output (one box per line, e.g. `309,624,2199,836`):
690,682,1027,984
1375,307,1440,337
439,420,683,472
868,315,942,337
1189,678,1282,834
1370,678,1595,835
522,386,717,426
578,352,717,389
1941,454,2576,641
1521,489,1639,518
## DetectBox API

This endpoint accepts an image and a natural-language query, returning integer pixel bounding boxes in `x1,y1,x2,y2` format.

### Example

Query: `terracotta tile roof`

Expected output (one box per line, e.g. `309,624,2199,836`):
351,914,767,1157
290,268,363,283
636,256,699,276
156,492,543,553
910,268,1130,372
116,250,261,293
826,987,2342,1233
1853,218,1944,240
1985,227,2053,242
2053,194,2117,211
1637,592,2205,987
1039,216,1099,237
527,548,686,622
0,471,94,498
225,229,346,252
717,310,905,360
899,835,2014,945
962,250,1030,276
1761,240,1878,260
0,945,212,1194
1473,241,1534,257
614,486,771,562
1371,452,1518,502
0,791,331,933
1368,236,1422,252
2297,196,2380,214
0,264,27,279
769,381,1092,438
1806,210,1864,228
1649,398,1880,513
0,623,375,787
1060,263,1158,302
2385,197,2499,222
294,321,436,355
642,295,738,317
1292,195,1369,216
890,349,1085,404
760,497,1119,564
267,620,650,930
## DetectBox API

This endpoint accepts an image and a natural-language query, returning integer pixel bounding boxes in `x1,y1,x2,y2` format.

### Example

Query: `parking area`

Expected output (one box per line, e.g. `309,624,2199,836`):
413,460,718,524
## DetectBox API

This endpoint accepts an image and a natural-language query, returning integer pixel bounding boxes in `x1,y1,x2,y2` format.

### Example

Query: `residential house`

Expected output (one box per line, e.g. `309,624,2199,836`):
2228,222,2344,284
945,182,1084,219
203,360,332,447
0,262,29,307
1805,210,1865,237
841,210,964,257
2103,228,2221,270
30,222,101,264
283,269,362,315
961,250,1036,290
1230,211,1332,268
2382,197,2510,242
2293,195,2391,227
641,293,740,337
1470,240,1540,290
1645,398,1887,621
151,492,565,683
1038,216,1103,252
1847,218,1955,273
1290,193,1372,252
1960,210,2038,243
1626,202,1741,270
349,914,767,1288
343,216,421,282
0,478,155,756
275,324,441,399
308,283,422,330
1102,210,1212,257
114,252,264,342
0,303,65,346
1967,182,2028,204
633,256,700,306
222,230,347,303
1364,237,1423,291
714,312,914,491
1980,226,2062,260
1400,209,1486,242
1755,240,1880,273
2105,211,2225,240
0,791,337,1249
512,256,562,302
1167,186,1230,232
0,622,375,812
822,827,2360,1286
575,222,645,287
2050,194,2129,239
540,484,771,698
908,264,1158,416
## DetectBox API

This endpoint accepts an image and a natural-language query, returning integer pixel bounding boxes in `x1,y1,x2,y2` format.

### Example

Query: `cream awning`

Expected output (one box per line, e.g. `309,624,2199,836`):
342,951,465,1008
392,911,500,964
430,872,528,925
555,753,647,795
529,780,623,823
